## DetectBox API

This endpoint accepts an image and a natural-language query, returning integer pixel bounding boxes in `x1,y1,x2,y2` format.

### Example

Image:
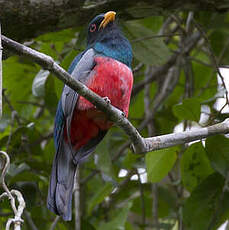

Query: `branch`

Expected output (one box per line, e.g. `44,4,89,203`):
2,35,146,153
0,151,25,230
143,119,229,152
1,0,228,41
2,35,229,154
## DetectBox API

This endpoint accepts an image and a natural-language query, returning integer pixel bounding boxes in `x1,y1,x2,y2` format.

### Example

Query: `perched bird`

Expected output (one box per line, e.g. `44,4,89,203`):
47,11,133,221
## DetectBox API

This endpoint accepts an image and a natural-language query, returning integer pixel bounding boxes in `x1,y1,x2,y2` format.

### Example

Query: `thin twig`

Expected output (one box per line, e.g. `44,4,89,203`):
171,14,187,35
6,110,16,152
153,62,181,112
218,39,229,64
137,171,145,229
185,12,194,35
207,171,229,230
133,63,144,73
24,211,38,230
184,56,194,98
131,33,182,43
0,151,15,211
80,170,98,185
112,140,131,162
74,167,81,230
152,184,159,230
188,56,213,67
193,20,229,106
50,216,60,230
0,151,25,230
107,169,135,209
17,100,44,107
3,90,21,125
132,53,177,96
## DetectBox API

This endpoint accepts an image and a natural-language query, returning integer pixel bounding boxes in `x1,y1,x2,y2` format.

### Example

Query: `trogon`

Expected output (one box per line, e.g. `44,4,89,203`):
47,11,133,221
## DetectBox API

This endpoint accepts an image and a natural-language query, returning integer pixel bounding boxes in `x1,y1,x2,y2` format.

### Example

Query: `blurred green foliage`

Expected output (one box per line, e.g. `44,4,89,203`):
1,11,229,230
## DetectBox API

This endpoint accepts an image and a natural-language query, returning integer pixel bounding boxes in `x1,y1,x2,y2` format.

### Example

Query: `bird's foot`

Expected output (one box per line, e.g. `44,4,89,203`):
103,96,111,104
121,111,126,117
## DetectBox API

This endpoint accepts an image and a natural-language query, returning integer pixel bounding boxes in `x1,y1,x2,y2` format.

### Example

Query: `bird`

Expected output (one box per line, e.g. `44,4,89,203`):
47,11,133,221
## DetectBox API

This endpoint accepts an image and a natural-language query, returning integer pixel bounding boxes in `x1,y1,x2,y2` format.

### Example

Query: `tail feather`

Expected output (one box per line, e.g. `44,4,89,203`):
47,130,107,221
47,139,76,221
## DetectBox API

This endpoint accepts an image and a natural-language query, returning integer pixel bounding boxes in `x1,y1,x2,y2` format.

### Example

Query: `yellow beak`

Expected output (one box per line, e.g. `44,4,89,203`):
99,11,116,29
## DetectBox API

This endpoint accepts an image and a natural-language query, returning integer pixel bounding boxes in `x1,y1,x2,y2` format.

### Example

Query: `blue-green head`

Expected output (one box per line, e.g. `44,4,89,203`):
87,11,132,68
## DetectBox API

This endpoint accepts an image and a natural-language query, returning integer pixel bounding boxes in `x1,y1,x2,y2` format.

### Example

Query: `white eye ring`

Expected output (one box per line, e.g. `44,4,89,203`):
90,24,97,32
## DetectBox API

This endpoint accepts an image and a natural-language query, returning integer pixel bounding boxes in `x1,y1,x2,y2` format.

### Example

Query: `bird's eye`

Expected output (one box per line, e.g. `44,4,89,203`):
90,24,97,33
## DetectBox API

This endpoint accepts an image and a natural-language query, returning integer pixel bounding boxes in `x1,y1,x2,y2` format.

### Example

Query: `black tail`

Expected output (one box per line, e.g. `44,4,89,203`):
47,140,76,221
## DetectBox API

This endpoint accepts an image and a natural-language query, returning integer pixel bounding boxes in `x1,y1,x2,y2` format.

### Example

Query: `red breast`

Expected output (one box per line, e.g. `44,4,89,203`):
67,56,133,150
77,56,133,116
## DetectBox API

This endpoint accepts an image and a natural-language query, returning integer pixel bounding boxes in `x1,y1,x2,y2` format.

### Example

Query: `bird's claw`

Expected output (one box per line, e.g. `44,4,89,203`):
122,111,126,117
103,96,111,104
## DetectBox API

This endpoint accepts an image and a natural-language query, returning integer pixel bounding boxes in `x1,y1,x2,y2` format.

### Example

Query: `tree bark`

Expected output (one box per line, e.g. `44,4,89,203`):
0,0,228,41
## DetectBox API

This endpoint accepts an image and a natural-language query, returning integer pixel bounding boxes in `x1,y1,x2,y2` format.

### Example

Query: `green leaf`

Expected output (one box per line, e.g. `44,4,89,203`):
192,57,217,101
131,194,153,218
145,147,178,183
181,142,214,191
95,132,115,179
155,107,178,134
173,98,201,122
205,135,229,177
98,202,132,230
123,150,140,169
123,21,171,66
129,90,144,120
3,56,37,111
209,29,229,65
87,183,113,215
165,71,185,107
35,28,76,43
17,182,38,208
52,73,64,99
125,222,135,230
8,163,30,177
183,173,229,230
157,186,177,217
32,69,50,97
10,171,46,184
54,49,80,98
61,49,80,71
81,220,96,230
131,188,171,219
45,76,58,114
139,15,164,32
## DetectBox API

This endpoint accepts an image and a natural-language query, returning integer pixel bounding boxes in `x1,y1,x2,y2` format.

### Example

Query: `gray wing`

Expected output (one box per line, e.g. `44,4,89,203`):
62,48,96,155
47,48,96,221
